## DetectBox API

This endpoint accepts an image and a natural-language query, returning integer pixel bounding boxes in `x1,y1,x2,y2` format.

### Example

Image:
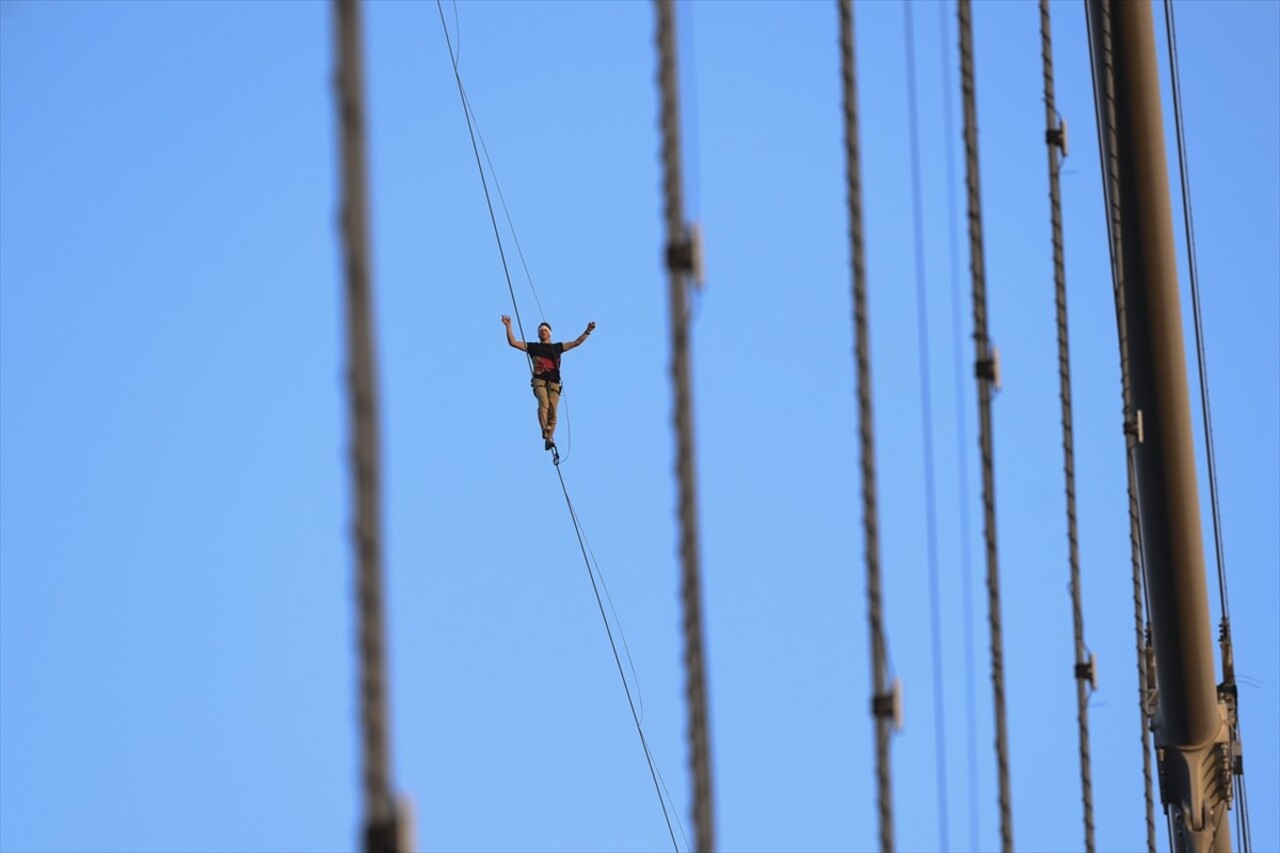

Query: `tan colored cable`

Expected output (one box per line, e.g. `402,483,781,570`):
332,2,401,850
1039,2,1095,849
839,2,894,850
655,3,715,850
956,1,1013,849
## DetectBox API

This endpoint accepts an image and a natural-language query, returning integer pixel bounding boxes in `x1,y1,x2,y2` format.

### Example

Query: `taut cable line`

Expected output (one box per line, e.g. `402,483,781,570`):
904,6,952,849
838,2,895,849
1162,3,1250,847
655,2,716,849
956,1,1013,848
1038,2,1096,849
937,3,981,845
331,1,403,850
434,4,683,846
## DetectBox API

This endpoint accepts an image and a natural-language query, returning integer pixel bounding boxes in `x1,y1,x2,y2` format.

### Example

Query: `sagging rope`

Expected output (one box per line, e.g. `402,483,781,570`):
838,2,896,850
1038,2,1096,850
435,5,681,848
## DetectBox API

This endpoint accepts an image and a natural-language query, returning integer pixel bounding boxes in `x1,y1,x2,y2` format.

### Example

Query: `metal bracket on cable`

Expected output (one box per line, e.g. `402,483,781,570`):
975,346,1002,391
1046,118,1068,157
1075,652,1098,691
1125,408,1145,444
666,221,706,288
871,678,904,732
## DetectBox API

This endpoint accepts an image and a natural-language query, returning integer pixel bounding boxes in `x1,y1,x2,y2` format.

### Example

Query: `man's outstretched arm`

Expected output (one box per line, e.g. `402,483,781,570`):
562,320,596,352
501,315,527,351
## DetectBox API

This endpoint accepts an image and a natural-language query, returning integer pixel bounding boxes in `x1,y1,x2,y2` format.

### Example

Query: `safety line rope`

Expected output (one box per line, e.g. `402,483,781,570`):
1038,3,1096,849
435,4,679,845
956,3,1013,849
1083,3,1156,847
553,461,684,852
838,3,894,850
436,1,579,462
435,0,530,352
904,6,951,850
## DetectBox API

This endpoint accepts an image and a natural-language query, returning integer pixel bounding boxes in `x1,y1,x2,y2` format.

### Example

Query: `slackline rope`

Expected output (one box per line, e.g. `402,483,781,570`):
435,5,680,847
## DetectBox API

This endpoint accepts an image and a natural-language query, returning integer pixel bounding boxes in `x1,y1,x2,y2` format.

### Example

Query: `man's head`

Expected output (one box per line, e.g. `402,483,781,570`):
538,322,552,343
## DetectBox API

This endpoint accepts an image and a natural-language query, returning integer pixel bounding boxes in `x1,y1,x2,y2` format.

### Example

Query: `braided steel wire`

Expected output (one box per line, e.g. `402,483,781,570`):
1083,3,1157,846
332,2,399,849
956,2,1013,849
655,3,715,849
1039,3,1096,850
839,2,894,849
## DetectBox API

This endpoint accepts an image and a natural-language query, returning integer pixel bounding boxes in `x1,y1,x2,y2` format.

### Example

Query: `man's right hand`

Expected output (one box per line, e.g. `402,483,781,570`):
501,314,512,326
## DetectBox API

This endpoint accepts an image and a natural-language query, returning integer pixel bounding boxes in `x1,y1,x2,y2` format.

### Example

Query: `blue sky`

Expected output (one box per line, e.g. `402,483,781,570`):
1,1,1276,852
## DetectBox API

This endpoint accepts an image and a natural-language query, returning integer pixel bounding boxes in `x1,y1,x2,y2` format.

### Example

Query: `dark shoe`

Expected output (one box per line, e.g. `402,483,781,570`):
545,438,555,451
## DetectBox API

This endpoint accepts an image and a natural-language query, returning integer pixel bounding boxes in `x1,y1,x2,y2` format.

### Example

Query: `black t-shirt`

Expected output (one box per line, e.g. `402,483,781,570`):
526,341,565,382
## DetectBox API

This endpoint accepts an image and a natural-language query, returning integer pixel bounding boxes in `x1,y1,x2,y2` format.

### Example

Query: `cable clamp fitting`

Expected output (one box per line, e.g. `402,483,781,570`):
1046,118,1068,157
1074,652,1098,691
974,346,1002,391
871,677,904,732
1124,408,1145,444
666,221,706,288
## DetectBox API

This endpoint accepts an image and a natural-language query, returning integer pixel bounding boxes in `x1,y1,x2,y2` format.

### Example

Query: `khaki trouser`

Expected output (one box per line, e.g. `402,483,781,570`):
531,377,562,439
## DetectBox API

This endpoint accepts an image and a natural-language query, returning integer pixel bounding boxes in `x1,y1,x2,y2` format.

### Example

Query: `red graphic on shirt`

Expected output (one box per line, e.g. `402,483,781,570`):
534,356,555,373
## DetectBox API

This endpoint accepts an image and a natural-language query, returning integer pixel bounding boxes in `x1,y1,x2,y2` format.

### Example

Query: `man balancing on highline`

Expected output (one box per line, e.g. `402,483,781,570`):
502,315,596,451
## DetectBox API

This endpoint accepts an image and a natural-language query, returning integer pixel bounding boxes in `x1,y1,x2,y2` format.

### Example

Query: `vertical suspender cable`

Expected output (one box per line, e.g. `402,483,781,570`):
904,6,952,850
1038,3,1096,849
655,3,716,850
1082,3,1157,847
332,2,402,851
838,3,894,850
955,3,1013,849
937,4,982,846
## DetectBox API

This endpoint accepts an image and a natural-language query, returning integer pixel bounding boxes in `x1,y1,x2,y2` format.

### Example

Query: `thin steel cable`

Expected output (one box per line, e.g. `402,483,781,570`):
332,2,399,849
656,3,715,849
1083,2,1157,847
839,2,894,849
553,462,684,853
937,4,981,846
904,6,951,849
1039,2,1095,849
956,3,1013,849
1163,6,1251,849
1162,0,1231,626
